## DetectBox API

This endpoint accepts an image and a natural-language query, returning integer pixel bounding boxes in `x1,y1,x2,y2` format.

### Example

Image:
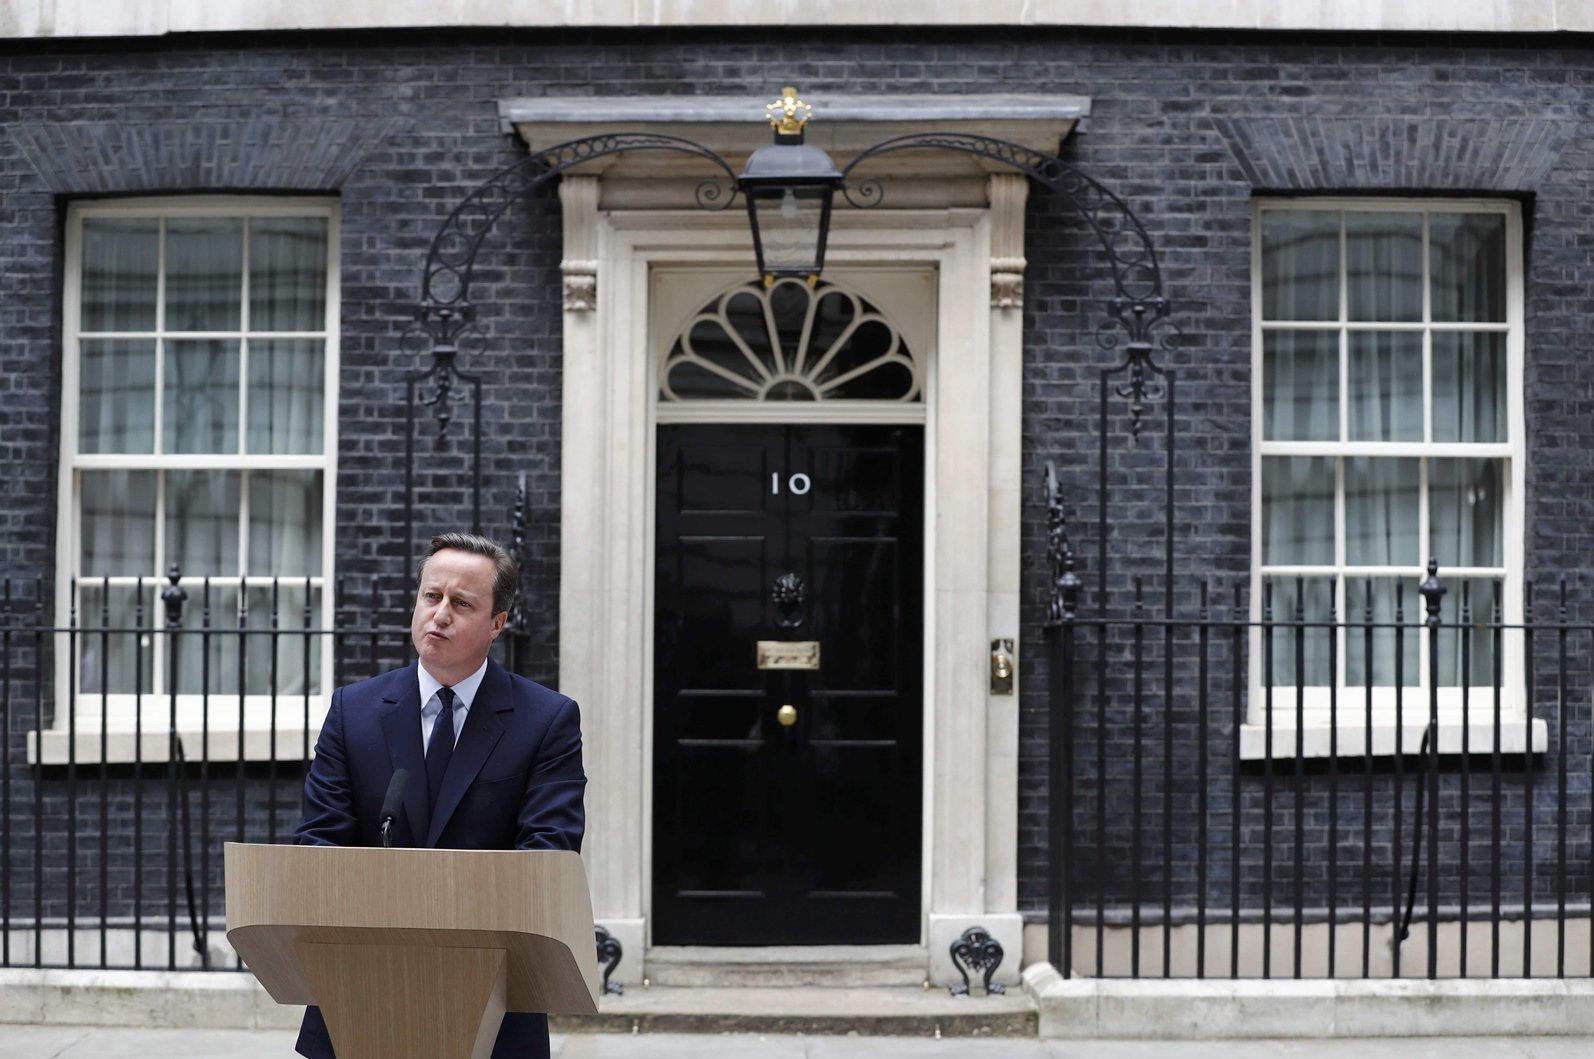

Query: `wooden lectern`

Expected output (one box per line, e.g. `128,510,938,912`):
225,843,599,1059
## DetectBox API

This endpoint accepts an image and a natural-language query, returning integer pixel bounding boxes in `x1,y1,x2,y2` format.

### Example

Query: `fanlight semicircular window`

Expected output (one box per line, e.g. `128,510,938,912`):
660,278,921,402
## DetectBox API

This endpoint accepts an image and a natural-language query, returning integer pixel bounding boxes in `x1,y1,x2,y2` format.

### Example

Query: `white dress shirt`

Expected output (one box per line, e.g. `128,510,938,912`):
418,658,488,748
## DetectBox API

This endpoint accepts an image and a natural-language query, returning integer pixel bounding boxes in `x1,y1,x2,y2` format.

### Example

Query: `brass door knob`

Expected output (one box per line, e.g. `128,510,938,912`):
777,704,798,727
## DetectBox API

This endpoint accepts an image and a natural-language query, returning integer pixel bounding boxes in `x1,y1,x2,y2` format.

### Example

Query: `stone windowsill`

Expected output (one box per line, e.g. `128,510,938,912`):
30,725,320,766
1239,717,1547,761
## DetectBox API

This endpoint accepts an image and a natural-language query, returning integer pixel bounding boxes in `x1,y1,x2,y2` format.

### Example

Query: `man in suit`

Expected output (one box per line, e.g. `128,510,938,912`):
293,532,585,1059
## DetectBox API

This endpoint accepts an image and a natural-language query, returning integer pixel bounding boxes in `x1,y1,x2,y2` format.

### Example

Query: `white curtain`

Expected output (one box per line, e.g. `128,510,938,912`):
78,470,156,695
81,218,158,332
164,218,242,331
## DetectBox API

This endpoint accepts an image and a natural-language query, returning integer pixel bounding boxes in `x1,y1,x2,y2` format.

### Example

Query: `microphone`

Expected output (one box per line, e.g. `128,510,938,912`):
380,768,410,849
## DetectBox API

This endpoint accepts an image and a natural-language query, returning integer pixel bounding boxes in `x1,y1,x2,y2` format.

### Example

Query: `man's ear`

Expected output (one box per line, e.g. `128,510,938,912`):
490,611,508,639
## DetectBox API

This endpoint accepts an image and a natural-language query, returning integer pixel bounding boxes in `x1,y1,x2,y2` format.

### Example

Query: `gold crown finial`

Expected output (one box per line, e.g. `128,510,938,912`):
766,86,812,136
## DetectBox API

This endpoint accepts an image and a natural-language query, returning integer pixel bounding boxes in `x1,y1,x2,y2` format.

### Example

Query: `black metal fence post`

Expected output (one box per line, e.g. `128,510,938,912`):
65,580,78,968
162,564,186,970
1524,585,1536,977
131,575,145,969
1555,579,1570,977
3,579,11,967
1043,463,1081,976
1420,559,1446,979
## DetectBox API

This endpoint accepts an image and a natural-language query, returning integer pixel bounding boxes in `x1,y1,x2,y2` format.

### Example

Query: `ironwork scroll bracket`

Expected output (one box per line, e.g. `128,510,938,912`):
948,926,1007,997
595,925,624,996
840,133,1180,435
1044,463,1082,626
506,473,532,636
408,133,741,435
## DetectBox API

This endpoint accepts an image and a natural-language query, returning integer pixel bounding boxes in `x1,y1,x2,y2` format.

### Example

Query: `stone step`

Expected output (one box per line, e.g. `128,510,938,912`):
640,945,930,988
550,985,1037,1038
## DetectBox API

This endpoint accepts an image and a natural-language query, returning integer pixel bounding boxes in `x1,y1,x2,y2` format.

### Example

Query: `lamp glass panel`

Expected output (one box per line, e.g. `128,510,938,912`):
752,187,827,273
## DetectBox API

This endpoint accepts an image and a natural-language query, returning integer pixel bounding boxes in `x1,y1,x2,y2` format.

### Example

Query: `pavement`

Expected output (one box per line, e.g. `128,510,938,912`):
5,1027,1594,1058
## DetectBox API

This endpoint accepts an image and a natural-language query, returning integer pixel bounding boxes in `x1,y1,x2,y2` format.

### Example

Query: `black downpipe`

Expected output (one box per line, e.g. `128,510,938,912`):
1393,725,1433,957
173,737,209,968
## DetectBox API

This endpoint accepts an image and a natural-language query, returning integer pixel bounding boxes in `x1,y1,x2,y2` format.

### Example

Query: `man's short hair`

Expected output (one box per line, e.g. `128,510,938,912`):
418,533,520,616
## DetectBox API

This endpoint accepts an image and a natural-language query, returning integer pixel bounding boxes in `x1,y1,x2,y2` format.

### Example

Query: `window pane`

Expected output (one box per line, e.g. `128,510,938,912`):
1430,458,1503,569
1345,212,1423,322
1261,211,1338,321
247,339,324,454
1345,457,1419,567
249,217,328,332
769,281,812,369
1263,330,1337,441
1348,331,1422,442
1435,578,1500,689
81,470,156,576
165,470,240,577
664,359,751,399
676,318,763,397
81,219,158,332
1431,213,1506,323
1260,576,1333,688
171,584,242,696
77,581,154,695
164,339,241,454
1345,578,1420,688
246,582,322,695
249,471,323,577
815,319,905,399
808,289,857,374
1262,456,1334,566
165,218,243,332
1433,331,1505,443
79,339,156,454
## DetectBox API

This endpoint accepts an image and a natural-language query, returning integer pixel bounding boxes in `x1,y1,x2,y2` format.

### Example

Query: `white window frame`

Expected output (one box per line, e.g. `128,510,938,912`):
1246,197,1540,759
37,196,341,765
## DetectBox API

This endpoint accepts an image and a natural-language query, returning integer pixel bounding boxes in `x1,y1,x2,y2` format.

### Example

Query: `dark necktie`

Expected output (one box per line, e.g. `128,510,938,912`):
425,686,457,812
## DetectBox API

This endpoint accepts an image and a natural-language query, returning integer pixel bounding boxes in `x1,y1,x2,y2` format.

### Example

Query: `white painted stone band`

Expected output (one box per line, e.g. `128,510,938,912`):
1022,964,1594,1039
8,0,1591,37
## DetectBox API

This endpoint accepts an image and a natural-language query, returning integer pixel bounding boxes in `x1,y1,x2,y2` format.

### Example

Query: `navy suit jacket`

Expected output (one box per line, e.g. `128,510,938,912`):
292,658,586,1059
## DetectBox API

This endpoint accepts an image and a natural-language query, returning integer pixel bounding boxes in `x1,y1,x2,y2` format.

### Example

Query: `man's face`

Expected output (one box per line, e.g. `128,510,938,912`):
411,548,506,684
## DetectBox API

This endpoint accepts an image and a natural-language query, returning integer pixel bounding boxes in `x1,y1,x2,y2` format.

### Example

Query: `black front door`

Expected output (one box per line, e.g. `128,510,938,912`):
653,423,924,945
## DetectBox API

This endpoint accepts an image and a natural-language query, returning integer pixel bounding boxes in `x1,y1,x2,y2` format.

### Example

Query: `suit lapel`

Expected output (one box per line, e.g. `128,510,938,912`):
425,659,511,847
379,666,430,846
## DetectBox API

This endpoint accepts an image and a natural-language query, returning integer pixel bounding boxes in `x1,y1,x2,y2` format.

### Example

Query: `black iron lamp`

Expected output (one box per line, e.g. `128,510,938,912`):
738,87,844,288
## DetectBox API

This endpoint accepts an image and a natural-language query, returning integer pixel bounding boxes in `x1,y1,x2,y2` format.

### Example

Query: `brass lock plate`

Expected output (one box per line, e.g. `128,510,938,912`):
756,640,820,670
990,638,1015,695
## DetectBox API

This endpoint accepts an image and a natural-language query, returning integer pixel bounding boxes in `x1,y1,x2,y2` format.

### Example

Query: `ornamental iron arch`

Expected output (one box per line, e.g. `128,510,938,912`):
395,133,744,609
396,103,1184,658
403,129,1177,437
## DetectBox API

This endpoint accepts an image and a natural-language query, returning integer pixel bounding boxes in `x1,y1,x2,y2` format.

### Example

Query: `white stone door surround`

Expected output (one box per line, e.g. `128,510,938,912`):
505,94,1088,985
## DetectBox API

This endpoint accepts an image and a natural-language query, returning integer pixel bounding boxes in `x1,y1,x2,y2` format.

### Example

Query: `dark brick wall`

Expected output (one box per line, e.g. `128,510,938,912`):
1,27,1591,944
1015,34,1594,930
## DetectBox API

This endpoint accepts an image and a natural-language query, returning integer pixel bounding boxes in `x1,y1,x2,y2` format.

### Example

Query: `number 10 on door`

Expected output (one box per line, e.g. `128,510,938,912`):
772,472,812,496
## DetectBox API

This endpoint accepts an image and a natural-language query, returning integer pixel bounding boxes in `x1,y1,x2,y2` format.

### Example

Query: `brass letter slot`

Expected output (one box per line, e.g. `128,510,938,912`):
756,640,821,671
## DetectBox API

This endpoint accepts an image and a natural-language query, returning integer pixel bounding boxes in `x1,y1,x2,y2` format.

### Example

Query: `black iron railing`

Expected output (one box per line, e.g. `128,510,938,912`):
1044,564,1593,980
0,570,539,972
6,559,1589,979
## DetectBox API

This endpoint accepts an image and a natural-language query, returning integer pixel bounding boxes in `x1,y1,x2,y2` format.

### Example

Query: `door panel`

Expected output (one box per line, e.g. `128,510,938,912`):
653,423,924,945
